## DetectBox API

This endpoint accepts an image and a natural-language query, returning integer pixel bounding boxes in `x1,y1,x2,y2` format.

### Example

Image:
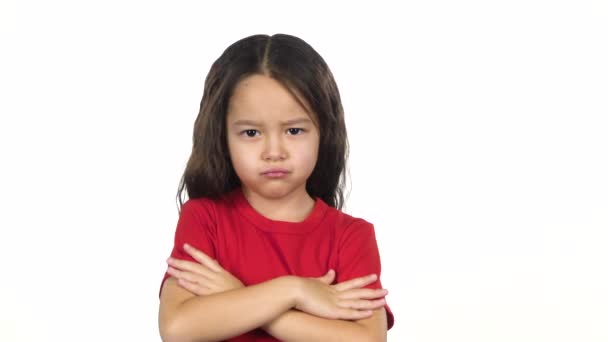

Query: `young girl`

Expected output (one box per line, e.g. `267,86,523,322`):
158,33,394,341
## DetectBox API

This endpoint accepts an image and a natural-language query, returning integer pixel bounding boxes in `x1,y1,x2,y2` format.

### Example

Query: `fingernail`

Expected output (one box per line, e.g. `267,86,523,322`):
183,243,190,249
166,257,172,263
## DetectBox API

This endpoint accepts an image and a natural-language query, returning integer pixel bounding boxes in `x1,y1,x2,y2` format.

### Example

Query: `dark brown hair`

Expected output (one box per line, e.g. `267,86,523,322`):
176,33,349,213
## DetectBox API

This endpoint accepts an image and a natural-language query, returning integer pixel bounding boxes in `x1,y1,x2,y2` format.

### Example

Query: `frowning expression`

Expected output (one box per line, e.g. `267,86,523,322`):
226,74,320,200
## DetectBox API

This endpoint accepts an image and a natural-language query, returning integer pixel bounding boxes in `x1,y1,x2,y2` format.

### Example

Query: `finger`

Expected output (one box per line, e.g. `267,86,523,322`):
338,288,388,300
316,269,335,284
183,243,223,272
176,278,209,296
166,258,217,279
166,266,205,284
337,298,386,311
333,274,377,292
336,308,374,321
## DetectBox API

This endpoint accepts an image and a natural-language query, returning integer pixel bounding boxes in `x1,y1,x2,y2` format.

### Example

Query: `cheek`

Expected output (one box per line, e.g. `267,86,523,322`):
228,140,257,171
298,140,320,169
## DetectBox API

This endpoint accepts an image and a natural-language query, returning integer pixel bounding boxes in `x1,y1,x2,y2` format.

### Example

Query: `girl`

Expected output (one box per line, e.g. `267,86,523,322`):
158,33,394,341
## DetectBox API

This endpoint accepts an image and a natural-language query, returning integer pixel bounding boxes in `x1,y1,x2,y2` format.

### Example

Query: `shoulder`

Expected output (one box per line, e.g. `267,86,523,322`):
178,196,224,226
323,206,375,240
181,197,213,215
180,191,240,225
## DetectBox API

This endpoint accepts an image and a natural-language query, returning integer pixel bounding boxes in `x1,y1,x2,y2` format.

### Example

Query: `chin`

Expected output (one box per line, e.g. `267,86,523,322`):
247,182,304,199
259,186,293,199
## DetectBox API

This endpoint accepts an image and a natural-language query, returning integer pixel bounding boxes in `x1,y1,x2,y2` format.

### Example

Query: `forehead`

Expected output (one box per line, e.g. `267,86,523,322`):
227,74,315,121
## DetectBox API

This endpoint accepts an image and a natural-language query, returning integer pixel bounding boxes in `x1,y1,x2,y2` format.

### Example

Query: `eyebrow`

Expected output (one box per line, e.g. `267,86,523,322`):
231,117,312,127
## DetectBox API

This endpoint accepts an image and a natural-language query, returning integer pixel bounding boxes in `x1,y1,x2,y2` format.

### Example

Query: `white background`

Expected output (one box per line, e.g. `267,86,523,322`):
1,1,607,341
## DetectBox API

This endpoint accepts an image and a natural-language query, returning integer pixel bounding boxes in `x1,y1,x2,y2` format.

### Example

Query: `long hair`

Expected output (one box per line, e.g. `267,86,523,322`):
176,33,349,213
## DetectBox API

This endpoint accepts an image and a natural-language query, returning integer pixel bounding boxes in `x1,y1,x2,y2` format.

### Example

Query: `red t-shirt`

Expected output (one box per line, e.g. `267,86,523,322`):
160,187,394,340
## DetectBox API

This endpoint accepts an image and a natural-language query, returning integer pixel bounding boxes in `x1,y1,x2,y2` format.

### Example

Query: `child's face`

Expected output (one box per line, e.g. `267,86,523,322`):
226,74,320,201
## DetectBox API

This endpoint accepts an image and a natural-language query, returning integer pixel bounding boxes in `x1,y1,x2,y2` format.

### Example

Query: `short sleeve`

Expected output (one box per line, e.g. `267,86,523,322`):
158,199,217,298
336,220,394,330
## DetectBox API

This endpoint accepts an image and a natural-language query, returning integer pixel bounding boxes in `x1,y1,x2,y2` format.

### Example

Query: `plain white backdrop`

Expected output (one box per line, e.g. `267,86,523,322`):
1,0,607,341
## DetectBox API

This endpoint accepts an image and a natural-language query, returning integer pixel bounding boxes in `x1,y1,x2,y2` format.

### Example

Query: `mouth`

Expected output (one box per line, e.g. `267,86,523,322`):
261,168,290,178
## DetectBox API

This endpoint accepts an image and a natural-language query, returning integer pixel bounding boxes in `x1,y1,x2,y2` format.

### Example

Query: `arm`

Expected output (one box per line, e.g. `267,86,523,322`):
159,275,298,342
161,244,389,341
260,220,393,341
262,307,387,342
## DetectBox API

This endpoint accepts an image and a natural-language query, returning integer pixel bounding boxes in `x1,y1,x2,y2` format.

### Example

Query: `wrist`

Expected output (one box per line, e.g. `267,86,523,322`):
277,275,301,309
261,276,300,331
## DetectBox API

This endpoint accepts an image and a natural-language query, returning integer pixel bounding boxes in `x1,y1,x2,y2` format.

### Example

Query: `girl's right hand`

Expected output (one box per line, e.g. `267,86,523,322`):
293,270,388,320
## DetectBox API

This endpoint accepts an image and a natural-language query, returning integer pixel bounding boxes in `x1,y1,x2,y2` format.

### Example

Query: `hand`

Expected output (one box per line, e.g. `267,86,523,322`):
294,270,388,320
166,243,244,296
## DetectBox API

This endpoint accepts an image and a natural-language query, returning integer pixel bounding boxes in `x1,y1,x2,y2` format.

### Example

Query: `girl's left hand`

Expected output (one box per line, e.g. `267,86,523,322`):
166,243,244,296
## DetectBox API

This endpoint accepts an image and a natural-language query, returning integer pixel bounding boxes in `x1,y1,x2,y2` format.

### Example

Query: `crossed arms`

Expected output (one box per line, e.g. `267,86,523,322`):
158,243,388,342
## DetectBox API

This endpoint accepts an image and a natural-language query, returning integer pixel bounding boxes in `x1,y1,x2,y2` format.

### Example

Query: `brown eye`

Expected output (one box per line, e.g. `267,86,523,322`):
287,128,304,135
241,129,259,137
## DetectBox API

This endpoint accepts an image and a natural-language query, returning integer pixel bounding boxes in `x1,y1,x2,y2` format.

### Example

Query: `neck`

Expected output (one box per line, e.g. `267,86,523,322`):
241,186,315,222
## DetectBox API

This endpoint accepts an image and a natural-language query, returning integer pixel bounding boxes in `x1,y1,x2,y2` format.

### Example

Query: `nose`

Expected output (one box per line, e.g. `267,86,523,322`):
262,134,288,161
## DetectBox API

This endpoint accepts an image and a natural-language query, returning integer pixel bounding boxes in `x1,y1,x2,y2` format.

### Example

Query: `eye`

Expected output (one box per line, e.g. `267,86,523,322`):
287,128,305,135
240,129,259,138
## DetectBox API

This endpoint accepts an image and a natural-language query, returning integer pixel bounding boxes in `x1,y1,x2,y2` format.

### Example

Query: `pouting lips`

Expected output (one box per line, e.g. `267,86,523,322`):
261,168,290,178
